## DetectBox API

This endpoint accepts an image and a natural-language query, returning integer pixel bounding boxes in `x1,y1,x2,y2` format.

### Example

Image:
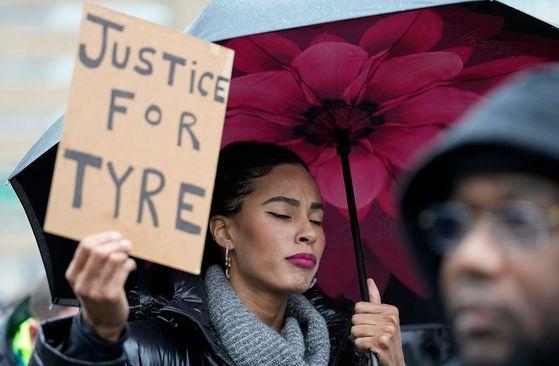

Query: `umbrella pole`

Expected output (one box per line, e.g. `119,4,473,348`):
335,129,379,366
335,129,369,301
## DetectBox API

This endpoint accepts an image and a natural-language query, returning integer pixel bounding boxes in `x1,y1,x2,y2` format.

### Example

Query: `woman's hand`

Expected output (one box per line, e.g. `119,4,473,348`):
351,278,405,366
65,231,136,341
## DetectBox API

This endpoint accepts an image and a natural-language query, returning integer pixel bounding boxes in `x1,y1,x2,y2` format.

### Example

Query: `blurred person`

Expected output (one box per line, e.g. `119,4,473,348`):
0,276,77,366
400,64,559,366
30,142,405,366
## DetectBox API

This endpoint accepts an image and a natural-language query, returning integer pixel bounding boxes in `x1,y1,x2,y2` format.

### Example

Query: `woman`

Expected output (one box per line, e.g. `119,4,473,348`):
31,142,404,366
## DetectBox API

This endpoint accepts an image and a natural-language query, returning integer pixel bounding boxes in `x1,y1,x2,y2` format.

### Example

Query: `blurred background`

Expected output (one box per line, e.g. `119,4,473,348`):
0,0,557,311
0,0,209,311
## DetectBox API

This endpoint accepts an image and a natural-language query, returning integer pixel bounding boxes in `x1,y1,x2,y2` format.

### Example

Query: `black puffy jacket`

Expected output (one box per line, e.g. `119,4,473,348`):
30,266,369,365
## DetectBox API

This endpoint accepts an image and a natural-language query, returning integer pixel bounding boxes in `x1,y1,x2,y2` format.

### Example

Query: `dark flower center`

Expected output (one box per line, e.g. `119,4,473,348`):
294,99,385,145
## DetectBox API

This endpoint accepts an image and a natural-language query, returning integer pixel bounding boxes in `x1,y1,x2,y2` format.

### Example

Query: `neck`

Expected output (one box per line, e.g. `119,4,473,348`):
229,271,288,331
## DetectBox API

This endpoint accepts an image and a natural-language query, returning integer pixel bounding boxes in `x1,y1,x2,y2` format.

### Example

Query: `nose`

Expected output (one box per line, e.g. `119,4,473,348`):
295,217,317,246
442,218,506,284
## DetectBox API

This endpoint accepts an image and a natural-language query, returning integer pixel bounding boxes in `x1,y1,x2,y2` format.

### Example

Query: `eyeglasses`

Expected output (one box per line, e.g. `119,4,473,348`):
417,201,559,255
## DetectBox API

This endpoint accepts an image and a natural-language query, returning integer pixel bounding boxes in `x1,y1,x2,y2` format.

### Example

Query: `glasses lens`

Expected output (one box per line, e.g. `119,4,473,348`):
418,203,471,255
492,201,546,249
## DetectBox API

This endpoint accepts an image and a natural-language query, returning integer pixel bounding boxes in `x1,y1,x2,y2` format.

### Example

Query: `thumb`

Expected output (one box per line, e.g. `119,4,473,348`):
367,278,381,304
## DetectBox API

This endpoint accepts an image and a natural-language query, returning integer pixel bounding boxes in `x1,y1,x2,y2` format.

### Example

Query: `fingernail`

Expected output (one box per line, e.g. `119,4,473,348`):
121,239,132,249
110,231,122,239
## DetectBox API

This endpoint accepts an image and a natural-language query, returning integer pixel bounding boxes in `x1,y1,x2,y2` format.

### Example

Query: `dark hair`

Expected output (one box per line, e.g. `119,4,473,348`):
202,141,309,270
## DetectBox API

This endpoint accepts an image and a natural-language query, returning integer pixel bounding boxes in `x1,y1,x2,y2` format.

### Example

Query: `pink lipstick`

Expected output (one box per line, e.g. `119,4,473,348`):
286,253,317,269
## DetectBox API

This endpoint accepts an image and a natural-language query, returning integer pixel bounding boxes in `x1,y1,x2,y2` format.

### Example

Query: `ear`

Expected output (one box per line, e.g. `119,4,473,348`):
209,215,235,250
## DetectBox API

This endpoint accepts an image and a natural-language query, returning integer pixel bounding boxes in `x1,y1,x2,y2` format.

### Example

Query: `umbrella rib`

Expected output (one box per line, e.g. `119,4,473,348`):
345,10,426,125
245,36,340,126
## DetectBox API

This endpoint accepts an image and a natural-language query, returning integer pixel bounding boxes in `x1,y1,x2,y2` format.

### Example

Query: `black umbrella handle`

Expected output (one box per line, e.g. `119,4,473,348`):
335,129,380,366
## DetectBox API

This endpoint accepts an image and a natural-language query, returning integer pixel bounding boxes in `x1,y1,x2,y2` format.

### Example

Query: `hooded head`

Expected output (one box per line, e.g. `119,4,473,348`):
400,63,559,366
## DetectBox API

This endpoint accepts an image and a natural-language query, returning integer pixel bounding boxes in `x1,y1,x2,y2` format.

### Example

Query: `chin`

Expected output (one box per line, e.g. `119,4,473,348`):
277,272,314,294
459,339,514,366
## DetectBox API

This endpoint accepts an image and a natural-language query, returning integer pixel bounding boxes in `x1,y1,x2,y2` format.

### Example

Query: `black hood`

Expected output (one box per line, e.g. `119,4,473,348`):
399,63,559,303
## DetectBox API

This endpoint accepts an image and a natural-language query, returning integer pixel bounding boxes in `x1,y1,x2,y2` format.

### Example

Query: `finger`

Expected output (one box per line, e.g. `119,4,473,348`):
73,240,131,296
368,277,381,304
352,313,390,326
354,302,393,315
95,251,129,289
351,325,379,338
377,334,392,350
66,232,122,281
66,244,90,285
95,257,136,305
106,259,136,292
86,231,123,246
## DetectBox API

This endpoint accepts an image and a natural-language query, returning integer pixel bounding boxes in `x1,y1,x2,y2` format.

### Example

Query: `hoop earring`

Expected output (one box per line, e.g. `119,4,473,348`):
225,244,232,279
309,275,317,289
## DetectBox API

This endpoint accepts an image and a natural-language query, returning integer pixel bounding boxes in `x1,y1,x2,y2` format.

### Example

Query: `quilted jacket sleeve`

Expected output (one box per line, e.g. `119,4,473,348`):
29,313,128,366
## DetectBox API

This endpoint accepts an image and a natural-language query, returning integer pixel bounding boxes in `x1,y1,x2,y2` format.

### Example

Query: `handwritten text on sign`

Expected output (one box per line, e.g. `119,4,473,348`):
44,4,234,274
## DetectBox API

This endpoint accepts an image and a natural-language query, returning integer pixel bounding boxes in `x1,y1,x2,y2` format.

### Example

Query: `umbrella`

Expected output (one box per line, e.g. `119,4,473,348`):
8,1,559,323
186,0,559,322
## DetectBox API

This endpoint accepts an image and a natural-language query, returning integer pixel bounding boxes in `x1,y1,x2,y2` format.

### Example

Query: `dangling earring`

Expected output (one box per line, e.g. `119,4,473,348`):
309,275,318,289
225,244,232,279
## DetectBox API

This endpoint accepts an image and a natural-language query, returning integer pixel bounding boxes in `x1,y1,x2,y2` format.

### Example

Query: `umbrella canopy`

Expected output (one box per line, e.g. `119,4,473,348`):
9,1,559,323
185,0,559,41
188,0,559,322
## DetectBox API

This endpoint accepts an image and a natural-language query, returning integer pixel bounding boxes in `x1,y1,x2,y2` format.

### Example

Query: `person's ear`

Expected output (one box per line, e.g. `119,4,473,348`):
209,215,235,250
29,319,39,345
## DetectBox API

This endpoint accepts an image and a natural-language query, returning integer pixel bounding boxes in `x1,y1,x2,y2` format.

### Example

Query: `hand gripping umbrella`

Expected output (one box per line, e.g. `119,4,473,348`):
9,0,559,327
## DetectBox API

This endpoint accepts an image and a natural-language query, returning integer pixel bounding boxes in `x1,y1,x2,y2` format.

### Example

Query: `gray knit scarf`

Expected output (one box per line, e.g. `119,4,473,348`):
204,265,330,366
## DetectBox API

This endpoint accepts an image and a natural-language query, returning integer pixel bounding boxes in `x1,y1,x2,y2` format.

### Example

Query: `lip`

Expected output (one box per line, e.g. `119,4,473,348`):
452,305,500,334
286,253,317,269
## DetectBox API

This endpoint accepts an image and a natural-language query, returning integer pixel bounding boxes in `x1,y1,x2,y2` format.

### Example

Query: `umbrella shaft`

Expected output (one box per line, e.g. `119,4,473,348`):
336,137,379,366
335,131,369,302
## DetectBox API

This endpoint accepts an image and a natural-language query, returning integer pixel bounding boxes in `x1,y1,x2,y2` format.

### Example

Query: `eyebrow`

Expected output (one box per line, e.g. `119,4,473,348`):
262,196,324,210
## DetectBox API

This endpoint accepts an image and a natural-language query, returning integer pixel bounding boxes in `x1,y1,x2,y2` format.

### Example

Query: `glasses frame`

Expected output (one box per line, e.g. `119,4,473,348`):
417,200,559,255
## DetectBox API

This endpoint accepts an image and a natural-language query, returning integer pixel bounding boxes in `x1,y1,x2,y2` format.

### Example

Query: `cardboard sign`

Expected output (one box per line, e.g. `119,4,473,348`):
44,3,234,274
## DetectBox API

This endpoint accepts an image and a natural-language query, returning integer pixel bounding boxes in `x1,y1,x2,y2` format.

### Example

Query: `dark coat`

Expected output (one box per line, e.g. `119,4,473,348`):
30,266,369,366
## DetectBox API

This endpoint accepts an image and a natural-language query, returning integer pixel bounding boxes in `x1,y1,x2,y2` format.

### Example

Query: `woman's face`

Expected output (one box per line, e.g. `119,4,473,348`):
226,163,325,294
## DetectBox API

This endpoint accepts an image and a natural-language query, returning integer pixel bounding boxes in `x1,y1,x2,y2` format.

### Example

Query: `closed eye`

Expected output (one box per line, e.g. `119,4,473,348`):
310,220,323,226
266,212,292,220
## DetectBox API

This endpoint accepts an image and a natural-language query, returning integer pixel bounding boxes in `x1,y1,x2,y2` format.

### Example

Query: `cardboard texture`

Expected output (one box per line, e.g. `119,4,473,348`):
44,3,234,274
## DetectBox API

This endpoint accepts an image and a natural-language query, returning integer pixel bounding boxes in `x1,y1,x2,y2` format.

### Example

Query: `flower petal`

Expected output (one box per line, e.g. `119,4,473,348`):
228,71,309,115
361,213,429,298
313,152,386,211
455,56,546,94
319,204,392,299
280,140,327,166
221,113,296,147
383,87,481,128
225,33,301,73
359,10,442,57
440,46,474,65
377,182,398,217
310,33,347,46
366,52,463,102
292,42,368,101
318,242,391,300
365,126,442,169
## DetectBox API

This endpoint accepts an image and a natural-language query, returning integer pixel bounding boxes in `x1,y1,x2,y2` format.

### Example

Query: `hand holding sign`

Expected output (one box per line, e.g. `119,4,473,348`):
45,4,234,275
65,231,135,341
